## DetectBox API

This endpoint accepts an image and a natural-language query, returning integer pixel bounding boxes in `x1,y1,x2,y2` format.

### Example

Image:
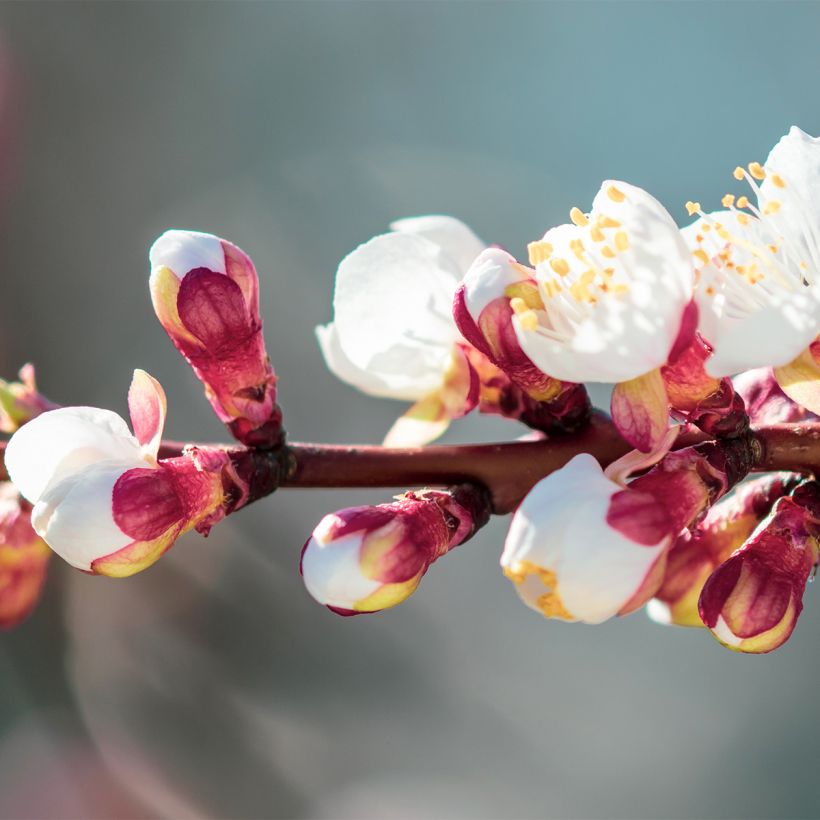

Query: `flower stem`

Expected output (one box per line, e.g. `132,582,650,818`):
2,416,819,515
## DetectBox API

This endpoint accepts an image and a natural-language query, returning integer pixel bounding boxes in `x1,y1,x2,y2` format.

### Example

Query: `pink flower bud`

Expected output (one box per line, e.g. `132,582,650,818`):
648,473,799,627
0,364,57,433
301,485,490,615
699,485,820,653
0,483,50,629
149,230,281,447
454,249,590,433
5,370,230,577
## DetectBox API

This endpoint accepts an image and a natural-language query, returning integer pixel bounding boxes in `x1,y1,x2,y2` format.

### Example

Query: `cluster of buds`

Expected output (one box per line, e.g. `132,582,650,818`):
2,125,820,658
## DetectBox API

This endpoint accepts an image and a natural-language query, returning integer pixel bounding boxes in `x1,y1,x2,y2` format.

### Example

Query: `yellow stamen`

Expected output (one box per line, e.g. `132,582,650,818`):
569,238,585,258
721,194,735,208
596,215,621,228
685,201,700,216
570,207,588,227
736,195,750,209
693,248,710,266
590,225,605,242
509,297,528,314
748,161,766,180
614,231,629,252
771,173,786,188
763,200,781,214
736,213,750,226
517,309,539,331
607,185,625,202
768,244,779,254
601,246,616,259
527,240,553,266
733,166,745,180
549,257,570,276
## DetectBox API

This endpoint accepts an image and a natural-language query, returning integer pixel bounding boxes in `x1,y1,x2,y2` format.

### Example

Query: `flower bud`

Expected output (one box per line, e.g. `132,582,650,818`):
5,370,229,577
454,248,590,434
149,230,281,447
699,486,820,653
0,364,57,433
648,473,800,627
301,485,490,615
0,483,50,629
502,454,677,624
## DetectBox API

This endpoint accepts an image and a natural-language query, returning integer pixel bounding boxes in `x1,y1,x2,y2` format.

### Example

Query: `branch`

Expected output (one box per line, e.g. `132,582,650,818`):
2,416,819,514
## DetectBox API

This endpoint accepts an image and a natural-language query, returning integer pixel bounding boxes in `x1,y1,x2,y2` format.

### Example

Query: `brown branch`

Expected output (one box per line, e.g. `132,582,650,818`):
3,416,819,514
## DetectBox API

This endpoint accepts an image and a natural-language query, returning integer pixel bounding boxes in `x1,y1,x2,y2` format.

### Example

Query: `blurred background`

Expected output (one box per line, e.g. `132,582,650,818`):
1,2,819,818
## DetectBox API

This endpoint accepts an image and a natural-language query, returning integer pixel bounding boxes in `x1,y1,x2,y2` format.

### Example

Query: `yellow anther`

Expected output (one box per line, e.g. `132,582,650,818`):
569,207,589,227
702,223,712,232
771,173,786,188
736,195,750,209
541,280,562,299
736,212,750,225
614,231,629,252
768,244,779,254
607,185,625,202
612,283,629,297
505,281,545,310
601,246,616,259
733,166,745,180
590,225,605,242
748,162,766,180
596,215,621,229
717,226,730,240
549,257,570,276
763,200,781,214
517,310,539,331
527,240,553,266
693,248,710,266
569,238,585,258
685,201,700,216
721,194,735,208
695,233,704,243
705,285,715,297
509,297,529,315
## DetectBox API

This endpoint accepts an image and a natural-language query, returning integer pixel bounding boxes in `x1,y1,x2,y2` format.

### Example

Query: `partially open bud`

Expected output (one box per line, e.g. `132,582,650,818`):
301,484,490,615
0,364,57,433
699,483,820,653
5,370,230,577
454,248,590,434
502,434,757,625
648,473,800,627
0,483,50,629
149,230,281,447
502,454,677,624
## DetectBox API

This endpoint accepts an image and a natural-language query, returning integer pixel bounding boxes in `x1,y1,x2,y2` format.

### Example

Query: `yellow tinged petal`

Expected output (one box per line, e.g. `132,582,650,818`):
383,393,449,448
774,346,820,415
610,368,669,453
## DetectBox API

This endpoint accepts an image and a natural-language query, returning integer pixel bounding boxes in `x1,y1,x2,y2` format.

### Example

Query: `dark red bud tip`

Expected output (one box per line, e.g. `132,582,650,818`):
228,407,285,449
327,605,368,617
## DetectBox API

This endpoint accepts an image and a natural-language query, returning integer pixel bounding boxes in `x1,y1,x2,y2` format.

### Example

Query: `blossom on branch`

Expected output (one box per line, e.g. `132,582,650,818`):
301,484,490,615
699,482,820,653
684,127,820,414
648,473,800,627
0,482,50,629
149,229,282,447
453,248,591,434
511,182,695,451
317,216,487,446
5,370,229,577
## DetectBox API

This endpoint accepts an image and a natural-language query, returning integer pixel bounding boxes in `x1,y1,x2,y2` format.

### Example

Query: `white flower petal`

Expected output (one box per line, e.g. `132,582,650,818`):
331,232,461,395
516,181,693,383
6,407,145,503
301,532,381,610
704,287,820,376
461,248,523,319
390,215,486,275
315,323,429,401
149,229,225,276
32,461,134,570
503,453,666,624
761,126,820,220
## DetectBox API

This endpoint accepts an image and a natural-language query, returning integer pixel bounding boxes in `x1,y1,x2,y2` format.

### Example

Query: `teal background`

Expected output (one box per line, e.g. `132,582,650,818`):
1,2,819,817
